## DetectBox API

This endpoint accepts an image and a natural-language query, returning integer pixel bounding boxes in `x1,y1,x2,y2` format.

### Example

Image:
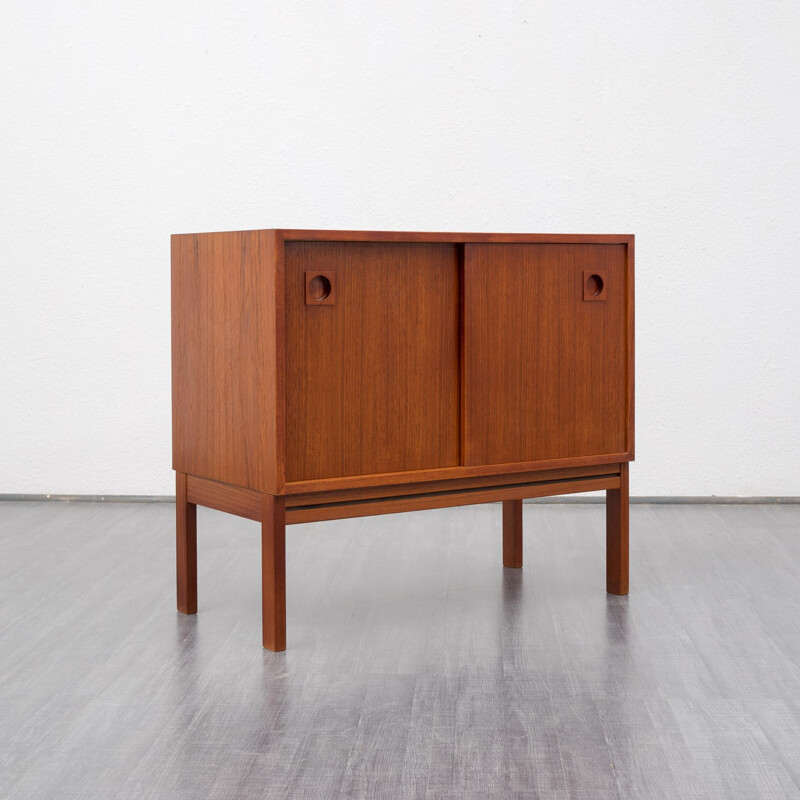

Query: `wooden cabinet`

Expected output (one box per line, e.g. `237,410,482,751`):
172,229,634,650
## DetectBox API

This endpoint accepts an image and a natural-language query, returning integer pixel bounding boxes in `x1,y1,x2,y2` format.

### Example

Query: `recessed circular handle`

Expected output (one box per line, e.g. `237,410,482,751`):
308,275,331,301
585,273,604,297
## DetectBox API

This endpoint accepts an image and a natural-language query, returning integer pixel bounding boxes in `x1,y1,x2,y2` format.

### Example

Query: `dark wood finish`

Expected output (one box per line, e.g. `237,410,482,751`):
463,243,630,466
262,494,286,651
171,229,634,648
285,241,460,482
502,499,523,568
606,462,630,594
175,472,197,615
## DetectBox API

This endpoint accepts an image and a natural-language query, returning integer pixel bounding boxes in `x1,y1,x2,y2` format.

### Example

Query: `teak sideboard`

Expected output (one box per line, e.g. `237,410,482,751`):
171,229,634,650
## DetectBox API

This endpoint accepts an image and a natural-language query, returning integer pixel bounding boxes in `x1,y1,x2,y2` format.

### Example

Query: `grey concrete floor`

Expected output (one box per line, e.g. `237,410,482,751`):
1,500,799,799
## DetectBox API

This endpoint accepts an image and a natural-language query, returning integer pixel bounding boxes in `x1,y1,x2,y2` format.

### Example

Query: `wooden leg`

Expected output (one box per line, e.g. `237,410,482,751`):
176,471,197,614
503,499,523,568
262,494,287,651
606,462,629,595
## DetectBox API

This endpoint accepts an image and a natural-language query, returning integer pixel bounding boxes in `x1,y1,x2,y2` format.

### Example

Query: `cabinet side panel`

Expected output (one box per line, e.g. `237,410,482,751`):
626,238,635,460
172,230,278,492
464,243,627,466
284,241,460,481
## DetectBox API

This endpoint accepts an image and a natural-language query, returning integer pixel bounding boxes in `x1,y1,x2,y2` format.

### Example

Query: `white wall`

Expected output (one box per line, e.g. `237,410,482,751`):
2,1,799,496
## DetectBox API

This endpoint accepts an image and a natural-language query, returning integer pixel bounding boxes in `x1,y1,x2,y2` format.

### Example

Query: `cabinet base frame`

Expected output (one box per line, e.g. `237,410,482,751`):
176,463,630,651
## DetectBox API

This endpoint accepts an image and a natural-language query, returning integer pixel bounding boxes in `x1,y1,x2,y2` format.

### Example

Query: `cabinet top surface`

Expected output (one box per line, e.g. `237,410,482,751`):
172,229,634,244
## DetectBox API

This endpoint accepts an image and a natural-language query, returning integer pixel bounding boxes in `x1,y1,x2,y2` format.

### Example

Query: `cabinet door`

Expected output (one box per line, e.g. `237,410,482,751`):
285,241,460,482
464,243,629,466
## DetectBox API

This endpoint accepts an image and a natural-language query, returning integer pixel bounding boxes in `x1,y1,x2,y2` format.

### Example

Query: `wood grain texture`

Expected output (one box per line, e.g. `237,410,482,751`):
262,494,286,651
186,474,261,522
175,472,197,614
171,229,281,493
464,242,630,466
180,465,619,523
172,229,635,650
284,241,460,482
626,237,636,460
284,452,629,494
607,461,629,594
5,501,799,799
285,475,619,524
275,228,635,244
286,464,618,508
503,499,523,568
